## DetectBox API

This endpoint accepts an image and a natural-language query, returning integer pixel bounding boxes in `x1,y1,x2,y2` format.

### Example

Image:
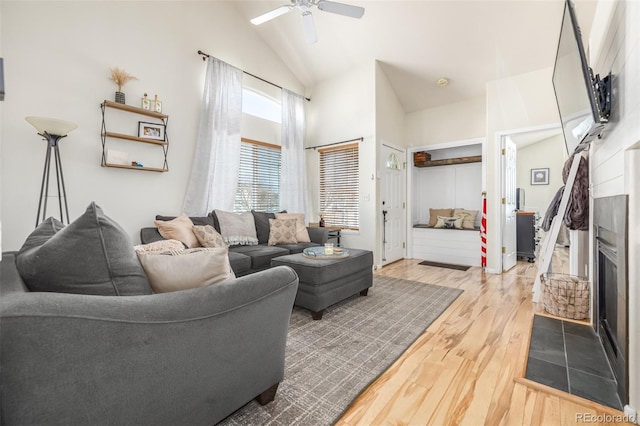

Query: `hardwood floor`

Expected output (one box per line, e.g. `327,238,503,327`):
336,249,633,425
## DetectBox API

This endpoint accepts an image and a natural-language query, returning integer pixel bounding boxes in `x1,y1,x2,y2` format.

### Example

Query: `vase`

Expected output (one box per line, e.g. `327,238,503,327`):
115,92,125,104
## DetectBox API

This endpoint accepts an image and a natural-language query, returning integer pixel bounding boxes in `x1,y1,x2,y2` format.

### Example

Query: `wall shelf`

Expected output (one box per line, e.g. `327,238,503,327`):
100,100,169,172
102,163,167,173
414,155,482,168
102,100,168,120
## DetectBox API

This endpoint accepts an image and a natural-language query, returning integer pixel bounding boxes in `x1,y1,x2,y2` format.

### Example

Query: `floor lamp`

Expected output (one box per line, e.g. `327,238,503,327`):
25,116,78,227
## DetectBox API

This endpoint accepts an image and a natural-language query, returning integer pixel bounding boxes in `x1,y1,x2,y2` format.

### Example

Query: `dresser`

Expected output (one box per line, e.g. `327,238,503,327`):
516,212,539,262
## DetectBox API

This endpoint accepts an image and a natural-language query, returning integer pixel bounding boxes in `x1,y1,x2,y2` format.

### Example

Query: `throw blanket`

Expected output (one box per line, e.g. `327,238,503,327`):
562,154,589,230
542,154,589,232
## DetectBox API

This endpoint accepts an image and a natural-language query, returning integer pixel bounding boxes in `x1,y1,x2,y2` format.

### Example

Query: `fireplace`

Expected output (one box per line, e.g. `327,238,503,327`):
594,195,629,406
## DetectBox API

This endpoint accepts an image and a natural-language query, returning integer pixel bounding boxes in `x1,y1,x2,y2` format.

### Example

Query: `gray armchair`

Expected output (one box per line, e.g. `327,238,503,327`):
0,253,298,426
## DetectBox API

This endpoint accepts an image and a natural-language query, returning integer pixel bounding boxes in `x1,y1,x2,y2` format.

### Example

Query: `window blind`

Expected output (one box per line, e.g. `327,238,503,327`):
319,143,359,230
234,139,281,213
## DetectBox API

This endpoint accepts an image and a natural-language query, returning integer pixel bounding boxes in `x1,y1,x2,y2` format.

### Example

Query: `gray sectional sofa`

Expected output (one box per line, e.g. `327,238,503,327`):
0,203,301,425
141,210,329,276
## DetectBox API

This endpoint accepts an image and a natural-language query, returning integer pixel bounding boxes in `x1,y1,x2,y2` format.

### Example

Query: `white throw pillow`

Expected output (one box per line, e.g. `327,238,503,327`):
137,247,235,293
268,218,298,245
192,225,227,248
434,215,463,230
154,214,201,248
274,213,310,243
453,208,479,229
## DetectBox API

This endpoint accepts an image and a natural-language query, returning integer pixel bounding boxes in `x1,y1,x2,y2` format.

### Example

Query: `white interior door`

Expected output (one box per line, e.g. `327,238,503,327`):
381,144,405,265
502,137,517,271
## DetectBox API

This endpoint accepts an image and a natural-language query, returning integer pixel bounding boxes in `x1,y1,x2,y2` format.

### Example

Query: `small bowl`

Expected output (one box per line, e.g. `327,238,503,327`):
333,248,344,254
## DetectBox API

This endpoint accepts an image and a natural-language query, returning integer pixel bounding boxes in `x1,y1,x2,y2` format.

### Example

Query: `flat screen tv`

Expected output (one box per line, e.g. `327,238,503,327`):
552,0,608,156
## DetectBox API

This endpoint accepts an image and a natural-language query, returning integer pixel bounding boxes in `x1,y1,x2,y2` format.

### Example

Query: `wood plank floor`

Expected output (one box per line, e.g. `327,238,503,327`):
336,249,633,425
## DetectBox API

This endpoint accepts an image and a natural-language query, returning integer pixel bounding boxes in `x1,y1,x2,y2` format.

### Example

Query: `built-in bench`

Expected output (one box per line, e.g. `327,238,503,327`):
412,224,481,267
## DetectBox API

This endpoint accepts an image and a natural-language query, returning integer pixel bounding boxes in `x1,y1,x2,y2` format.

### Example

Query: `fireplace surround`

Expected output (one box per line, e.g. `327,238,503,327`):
594,195,629,406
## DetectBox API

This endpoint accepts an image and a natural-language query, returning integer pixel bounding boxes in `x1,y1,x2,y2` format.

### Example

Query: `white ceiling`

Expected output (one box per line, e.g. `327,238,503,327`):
234,0,597,113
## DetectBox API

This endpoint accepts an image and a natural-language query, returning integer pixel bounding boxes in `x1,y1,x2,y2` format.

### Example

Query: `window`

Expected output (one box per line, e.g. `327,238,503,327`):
386,153,400,170
242,88,281,123
319,143,359,230
234,139,281,212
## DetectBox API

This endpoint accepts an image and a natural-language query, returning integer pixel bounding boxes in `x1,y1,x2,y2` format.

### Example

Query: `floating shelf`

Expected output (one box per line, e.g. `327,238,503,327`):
414,155,482,168
103,163,167,173
102,131,167,146
101,100,167,119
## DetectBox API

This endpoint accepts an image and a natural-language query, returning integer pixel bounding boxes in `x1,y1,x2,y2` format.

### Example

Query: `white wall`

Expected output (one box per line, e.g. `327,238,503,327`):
405,96,485,147
375,62,406,150
413,163,482,226
516,134,568,214
485,67,561,272
588,0,640,415
0,1,303,250
305,61,377,258
374,62,406,266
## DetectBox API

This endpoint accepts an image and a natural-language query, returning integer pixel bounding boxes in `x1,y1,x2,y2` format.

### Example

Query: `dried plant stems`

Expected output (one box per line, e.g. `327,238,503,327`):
109,67,138,92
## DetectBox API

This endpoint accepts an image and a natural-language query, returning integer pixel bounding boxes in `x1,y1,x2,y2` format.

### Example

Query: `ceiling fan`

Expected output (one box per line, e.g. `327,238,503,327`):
250,0,365,44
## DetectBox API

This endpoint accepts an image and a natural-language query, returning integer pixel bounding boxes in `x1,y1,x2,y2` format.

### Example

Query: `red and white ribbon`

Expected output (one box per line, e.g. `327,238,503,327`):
481,192,487,269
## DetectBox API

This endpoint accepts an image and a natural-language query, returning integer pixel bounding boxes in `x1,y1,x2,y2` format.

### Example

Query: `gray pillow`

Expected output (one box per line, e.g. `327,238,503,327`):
20,217,65,249
16,202,152,296
251,210,286,244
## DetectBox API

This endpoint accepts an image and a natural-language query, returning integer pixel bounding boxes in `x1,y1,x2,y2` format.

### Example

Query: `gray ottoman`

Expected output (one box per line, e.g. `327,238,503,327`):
271,248,373,320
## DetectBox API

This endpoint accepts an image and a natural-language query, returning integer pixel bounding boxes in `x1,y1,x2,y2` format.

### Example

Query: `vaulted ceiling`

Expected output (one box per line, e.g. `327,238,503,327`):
234,0,597,113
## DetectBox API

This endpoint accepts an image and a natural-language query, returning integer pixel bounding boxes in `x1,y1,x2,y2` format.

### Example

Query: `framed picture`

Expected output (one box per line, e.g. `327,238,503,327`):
531,168,549,185
138,122,165,141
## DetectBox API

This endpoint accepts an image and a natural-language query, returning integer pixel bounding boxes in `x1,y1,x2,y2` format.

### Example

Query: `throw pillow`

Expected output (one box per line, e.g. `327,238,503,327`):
192,225,227,248
274,213,311,243
20,217,65,250
134,239,186,254
251,210,286,244
154,213,201,248
453,208,479,229
434,215,463,229
214,210,258,246
155,215,214,227
267,218,298,245
16,202,152,296
138,247,235,293
428,208,454,227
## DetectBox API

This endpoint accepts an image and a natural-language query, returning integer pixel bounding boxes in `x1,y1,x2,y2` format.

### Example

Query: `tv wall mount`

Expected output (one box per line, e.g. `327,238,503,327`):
592,69,612,120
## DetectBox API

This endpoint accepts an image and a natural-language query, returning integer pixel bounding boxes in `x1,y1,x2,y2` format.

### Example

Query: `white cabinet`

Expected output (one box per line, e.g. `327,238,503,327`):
413,228,481,267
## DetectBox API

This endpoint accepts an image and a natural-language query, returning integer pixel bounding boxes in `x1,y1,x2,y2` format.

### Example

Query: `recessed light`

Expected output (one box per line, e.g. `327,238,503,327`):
436,78,449,87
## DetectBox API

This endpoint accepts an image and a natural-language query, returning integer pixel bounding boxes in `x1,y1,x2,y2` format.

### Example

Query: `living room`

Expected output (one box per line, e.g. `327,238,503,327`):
1,0,639,425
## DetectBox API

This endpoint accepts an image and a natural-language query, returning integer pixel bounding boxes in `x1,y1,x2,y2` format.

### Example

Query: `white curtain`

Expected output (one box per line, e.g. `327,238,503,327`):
183,57,242,215
280,89,309,221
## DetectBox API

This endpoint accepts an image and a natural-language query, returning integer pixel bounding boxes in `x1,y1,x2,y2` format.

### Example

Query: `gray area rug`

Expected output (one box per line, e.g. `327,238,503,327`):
219,275,463,426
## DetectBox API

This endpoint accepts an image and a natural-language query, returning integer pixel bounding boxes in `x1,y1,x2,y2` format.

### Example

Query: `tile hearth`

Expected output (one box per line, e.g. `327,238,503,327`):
525,315,622,410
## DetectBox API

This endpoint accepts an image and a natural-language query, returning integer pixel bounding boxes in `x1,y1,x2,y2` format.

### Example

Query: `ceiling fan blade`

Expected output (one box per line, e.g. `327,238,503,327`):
251,5,293,25
316,0,364,19
302,11,317,44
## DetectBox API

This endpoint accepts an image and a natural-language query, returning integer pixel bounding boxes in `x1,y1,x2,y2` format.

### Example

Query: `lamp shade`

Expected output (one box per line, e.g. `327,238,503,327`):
25,116,77,136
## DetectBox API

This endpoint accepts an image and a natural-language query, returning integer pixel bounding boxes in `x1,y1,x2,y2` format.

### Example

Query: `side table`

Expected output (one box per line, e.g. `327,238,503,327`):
326,228,341,246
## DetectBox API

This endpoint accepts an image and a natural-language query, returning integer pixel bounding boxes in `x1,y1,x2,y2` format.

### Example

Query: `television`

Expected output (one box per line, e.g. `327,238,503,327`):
552,0,610,156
